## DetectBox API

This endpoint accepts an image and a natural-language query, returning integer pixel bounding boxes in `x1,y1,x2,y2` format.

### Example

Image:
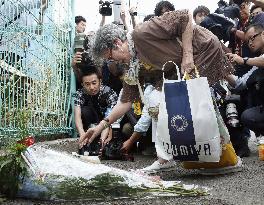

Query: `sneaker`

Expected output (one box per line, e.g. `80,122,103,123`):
199,157,243,176
141,160,176,173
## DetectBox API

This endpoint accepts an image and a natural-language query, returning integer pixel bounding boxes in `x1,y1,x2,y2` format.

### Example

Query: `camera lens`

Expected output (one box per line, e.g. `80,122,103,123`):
226,103,240,127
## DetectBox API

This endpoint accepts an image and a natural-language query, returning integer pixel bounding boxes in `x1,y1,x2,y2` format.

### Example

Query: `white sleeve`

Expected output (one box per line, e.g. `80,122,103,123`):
229,66,258,91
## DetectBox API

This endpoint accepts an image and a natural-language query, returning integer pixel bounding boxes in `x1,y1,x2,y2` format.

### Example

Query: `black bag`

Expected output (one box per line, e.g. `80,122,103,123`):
78,137,101,156
78,131,134,161
101,137,134,161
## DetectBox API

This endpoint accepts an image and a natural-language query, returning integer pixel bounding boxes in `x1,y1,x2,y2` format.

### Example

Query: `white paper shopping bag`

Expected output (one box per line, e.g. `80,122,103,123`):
156,62,221,162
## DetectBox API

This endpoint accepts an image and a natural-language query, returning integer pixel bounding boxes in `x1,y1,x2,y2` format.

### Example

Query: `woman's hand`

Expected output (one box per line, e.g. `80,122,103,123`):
100,127,112,147
79,123,104,148
181,58,195,74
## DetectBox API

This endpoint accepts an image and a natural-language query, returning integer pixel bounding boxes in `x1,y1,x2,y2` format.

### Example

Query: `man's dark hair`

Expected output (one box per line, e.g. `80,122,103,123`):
143,14,155,22
154,1,175,16
80,66,102,81
75,16,86,24
193,6,210,18
246,23,264,33
218,0,228,7
250,4,263,14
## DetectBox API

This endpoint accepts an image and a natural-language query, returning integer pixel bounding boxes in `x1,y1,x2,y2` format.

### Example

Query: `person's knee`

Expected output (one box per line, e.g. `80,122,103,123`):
122,123,133,138
241,108,254,127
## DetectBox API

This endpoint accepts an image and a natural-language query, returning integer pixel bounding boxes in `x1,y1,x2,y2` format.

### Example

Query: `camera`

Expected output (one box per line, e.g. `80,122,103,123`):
226,103,240,127
130,11,137,16
99,0,113,16
73,33,93,66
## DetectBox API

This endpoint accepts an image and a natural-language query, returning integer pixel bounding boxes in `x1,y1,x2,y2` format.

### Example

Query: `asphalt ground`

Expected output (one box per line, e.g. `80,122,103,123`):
1,137,264,205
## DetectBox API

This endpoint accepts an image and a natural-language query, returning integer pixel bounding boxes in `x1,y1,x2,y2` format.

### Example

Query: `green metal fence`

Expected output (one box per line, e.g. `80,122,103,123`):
0,0,73,137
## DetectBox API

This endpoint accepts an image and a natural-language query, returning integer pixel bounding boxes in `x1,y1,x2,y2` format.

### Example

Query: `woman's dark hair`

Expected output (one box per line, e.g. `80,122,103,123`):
154,1,175,16
75,16,86,24
193,6,210,18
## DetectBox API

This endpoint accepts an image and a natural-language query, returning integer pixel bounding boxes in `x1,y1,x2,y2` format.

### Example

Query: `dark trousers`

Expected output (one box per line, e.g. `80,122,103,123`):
241,106,264,135
81,105,100,131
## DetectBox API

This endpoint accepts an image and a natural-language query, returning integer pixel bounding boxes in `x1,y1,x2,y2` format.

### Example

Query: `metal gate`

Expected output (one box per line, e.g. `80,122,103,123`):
0,0,73,138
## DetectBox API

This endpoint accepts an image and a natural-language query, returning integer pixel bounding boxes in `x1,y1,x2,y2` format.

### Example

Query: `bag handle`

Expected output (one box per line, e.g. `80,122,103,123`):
182,65,200,80
162,61,181,81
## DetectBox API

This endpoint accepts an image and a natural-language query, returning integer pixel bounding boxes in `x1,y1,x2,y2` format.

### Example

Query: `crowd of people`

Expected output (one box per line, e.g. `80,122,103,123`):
72,0,264,174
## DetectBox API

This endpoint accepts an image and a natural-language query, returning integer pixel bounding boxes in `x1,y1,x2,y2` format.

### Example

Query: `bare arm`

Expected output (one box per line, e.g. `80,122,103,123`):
72,52,82,80
100,15,106,27
244,56,264,67
74,106,85,136
226,53,264,67
120,11,129,31
181,10,194,74
235,30,245,41
129,7,137,28
225,74,237,88
121,132,142,153
130,16,137,29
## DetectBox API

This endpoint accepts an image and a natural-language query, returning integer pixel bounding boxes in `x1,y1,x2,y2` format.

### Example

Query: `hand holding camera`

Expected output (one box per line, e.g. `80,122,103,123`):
72,52,83,66
120,10,126,22
99,0,113,16
129,7,137,16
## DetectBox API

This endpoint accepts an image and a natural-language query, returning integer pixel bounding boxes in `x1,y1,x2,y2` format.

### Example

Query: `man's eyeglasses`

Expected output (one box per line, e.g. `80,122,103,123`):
108,48,113,60
247,32,262,44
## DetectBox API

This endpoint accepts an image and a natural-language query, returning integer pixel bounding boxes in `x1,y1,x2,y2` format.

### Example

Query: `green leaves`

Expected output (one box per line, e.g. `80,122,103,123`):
41,173,208,200
0,143,28,198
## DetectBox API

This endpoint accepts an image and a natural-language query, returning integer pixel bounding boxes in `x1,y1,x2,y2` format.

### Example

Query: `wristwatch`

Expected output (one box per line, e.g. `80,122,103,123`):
243,57,249,65
102,118,111,129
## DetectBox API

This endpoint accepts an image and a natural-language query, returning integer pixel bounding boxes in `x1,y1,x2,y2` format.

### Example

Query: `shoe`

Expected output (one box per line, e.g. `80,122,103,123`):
199,157,243,176
236,144,250,158
235,137,251,158
141,160,176,173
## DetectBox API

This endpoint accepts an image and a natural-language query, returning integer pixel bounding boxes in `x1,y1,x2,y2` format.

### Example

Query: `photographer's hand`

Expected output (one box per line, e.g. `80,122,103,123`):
226,53,243,65
71,52,83,81
120,10,126,23
72,52,82,67
100,15,106,27
120,10,129,30
129,7,137,28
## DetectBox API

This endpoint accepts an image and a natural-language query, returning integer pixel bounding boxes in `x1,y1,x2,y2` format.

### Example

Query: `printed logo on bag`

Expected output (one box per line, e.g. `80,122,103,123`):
170,115,188,132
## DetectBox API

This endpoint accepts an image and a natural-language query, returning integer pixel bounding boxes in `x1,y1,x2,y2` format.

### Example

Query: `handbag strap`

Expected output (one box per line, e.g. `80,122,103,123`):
162,61,181,81
182,65,200,80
